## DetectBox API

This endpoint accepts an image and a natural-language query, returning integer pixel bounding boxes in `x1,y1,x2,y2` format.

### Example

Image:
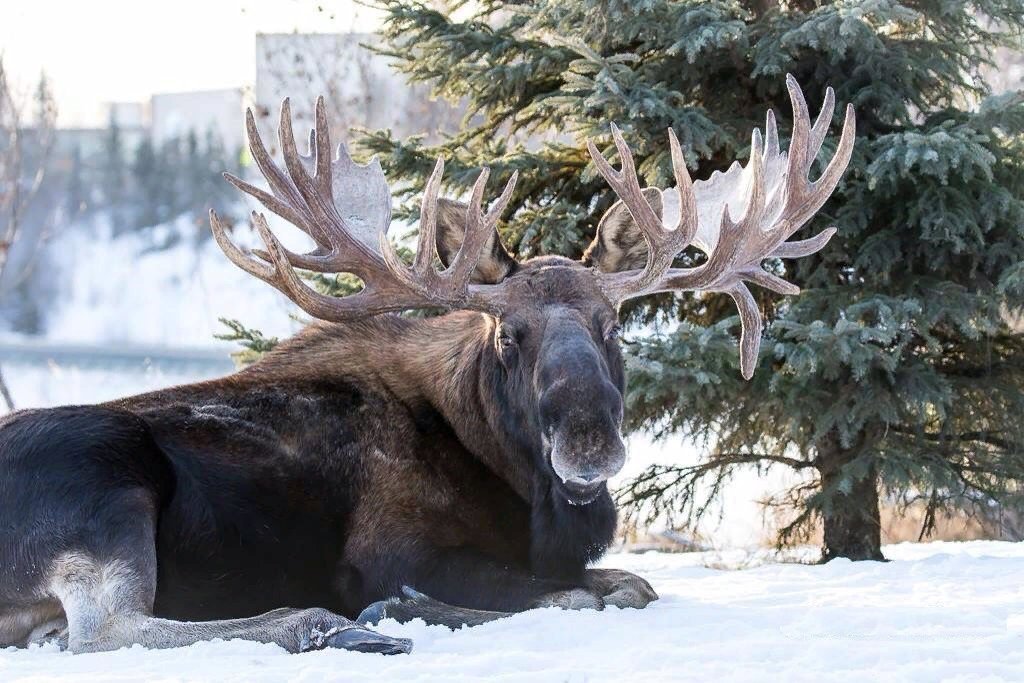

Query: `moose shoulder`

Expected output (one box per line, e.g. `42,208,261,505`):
0,75,854,655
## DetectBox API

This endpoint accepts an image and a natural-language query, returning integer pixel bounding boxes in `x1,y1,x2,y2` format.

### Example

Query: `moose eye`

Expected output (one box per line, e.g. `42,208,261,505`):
497,328,517,349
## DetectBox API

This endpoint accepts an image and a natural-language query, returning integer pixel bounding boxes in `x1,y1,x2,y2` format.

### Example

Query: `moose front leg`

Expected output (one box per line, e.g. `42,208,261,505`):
357,547,612,629
584,568,659,608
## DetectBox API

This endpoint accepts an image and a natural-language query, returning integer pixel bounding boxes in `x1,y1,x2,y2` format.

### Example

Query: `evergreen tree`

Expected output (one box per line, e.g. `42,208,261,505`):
157,136,183,222
101,115,126,234
198,127,241,232
184,129,204,220
66,144,87,217
355,0,1024,560
132,136,161,229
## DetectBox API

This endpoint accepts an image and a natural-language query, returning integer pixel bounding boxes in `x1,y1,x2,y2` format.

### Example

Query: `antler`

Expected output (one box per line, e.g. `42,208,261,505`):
588,74,855,378
210,97,517,321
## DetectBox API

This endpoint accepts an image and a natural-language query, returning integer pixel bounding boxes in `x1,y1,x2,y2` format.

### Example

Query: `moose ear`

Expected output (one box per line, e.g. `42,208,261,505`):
435,198,518,284
582,187,662,273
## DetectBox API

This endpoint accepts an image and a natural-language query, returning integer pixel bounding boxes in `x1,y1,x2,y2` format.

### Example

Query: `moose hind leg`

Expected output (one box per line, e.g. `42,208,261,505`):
49,512,410,655
49,551,410,655
49,552,412,654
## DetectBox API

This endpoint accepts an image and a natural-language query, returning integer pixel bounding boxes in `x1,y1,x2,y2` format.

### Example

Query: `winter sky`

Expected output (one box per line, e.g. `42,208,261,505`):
0,0,381,127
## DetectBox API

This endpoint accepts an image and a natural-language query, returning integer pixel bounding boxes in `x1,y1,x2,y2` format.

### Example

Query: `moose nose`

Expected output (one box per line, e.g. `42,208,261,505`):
568,471,604,485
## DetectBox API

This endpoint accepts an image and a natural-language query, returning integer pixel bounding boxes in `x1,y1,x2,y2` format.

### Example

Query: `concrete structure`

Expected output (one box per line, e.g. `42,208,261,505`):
254,33,459,155
150,88,244,152
103,101,146,129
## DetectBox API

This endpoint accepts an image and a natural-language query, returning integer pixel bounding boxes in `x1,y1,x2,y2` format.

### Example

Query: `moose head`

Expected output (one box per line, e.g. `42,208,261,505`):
211,75,854,505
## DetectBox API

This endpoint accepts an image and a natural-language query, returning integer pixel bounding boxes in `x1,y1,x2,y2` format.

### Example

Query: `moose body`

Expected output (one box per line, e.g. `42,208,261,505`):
0,76,853,655
0,302,644,652
0,264,656,654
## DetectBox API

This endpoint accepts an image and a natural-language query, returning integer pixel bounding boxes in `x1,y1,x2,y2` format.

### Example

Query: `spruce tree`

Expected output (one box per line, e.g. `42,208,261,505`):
132,136,161,229
66,144,87,217
352,0,1024,560
101,116,126,234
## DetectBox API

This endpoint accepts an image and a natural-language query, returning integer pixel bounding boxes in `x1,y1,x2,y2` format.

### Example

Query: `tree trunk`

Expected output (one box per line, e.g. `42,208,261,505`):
816,432,884,562
0,363,13,413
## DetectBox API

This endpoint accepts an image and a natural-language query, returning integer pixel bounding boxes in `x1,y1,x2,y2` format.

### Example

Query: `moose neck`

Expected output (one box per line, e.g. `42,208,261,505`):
257,312,537,499
399,311,618,578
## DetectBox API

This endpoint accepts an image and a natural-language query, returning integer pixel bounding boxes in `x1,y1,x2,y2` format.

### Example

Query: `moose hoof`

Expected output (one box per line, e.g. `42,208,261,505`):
299,609,412,655
533,588,604,611
322,626,413,655
358,586,449,626
585,568,659,609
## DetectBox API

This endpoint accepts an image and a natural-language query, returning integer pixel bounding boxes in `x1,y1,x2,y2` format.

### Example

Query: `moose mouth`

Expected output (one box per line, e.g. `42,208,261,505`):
543,434,620,506
558,478,605,506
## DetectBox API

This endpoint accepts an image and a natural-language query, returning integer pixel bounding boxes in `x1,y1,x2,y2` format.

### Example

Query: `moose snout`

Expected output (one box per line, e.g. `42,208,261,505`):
549,435,627,486
540,378,627,487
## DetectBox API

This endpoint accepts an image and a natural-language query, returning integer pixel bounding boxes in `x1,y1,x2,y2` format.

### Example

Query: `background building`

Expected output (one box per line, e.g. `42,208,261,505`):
150,88,244,151
253,32,458,154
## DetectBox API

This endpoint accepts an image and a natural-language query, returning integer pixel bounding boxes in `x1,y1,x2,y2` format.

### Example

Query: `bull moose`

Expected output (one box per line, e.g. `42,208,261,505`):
0,75,853,655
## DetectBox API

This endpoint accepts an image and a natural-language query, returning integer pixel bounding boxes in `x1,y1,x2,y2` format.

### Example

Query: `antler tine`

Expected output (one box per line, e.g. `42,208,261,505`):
412,156,445,274
446,168,519,288
771,226,837,258
587,125,664,241
805,104,855,211
809,86,835,162
667,128,698,240
485,169,519,223
785,74,813,183
210,209,275,281
746,127,766,226
763,109,779,159
588,124,697,298
313,97,333,198
725,281,763,380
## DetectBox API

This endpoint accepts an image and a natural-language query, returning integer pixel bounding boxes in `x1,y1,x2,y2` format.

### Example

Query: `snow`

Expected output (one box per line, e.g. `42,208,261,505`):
2,540,1022,682
38,214,309,349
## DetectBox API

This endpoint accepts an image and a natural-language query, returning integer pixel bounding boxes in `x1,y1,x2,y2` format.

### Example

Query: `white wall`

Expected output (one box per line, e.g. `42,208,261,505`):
150,88,244,151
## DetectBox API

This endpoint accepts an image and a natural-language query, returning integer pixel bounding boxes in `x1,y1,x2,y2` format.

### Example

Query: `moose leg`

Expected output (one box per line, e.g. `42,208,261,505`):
51,554,412,655
584,568,659,609
358,587,513,629
358,548,605,628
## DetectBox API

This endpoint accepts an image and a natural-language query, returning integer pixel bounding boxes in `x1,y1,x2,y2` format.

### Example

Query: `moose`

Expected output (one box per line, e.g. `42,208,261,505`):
0,76,853,655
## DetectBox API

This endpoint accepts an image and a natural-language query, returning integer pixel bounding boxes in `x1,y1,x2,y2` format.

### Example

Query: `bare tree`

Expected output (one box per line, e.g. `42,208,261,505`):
0,57,58,410
254,32,460,153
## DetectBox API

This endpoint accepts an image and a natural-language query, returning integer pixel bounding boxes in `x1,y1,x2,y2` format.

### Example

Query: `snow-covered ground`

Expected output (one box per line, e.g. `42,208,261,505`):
2,540,1021,682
